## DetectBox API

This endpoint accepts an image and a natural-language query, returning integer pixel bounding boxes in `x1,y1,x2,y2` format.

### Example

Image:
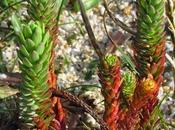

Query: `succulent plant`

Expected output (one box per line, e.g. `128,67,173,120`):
134,0,165,80
27,0,66,129
27,0,63,25
98,54,121,130
11,15,53,129
118,74,158,129
122,70,136,102
132,0,165,126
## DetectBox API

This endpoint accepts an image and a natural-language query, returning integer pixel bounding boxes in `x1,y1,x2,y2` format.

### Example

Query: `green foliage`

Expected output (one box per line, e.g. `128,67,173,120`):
0,0,21,20
137,0,164,45
99,54,119,82
118,47,138,74
122,70,136,102
0,0,170,129
135,0,165,78
11,15,53,128
27,0,63,24
143,94,169,129
104,54,117,67
0,0,20,9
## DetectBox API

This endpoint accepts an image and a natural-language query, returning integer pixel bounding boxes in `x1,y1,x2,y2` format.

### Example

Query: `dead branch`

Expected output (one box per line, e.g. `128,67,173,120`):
78,0,104,59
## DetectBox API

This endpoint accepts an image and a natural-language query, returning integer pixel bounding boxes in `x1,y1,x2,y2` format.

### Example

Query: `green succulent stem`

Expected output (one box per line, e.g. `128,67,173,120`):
122,70,136,102
134,0,165,79
11,16,53,129
27,0,66,129
27,0,63,25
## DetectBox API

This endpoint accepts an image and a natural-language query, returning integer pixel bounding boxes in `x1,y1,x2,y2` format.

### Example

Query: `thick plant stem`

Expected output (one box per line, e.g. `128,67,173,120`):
134,75,160,127
28,0,66,128
118,96,149,130
98,55,121,130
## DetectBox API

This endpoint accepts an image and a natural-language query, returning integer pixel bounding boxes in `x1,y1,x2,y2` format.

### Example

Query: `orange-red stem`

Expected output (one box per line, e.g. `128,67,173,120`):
99,60,121,130
48,22,65,130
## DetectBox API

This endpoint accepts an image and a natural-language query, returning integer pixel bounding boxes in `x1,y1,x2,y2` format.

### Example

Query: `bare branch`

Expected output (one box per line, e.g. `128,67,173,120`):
78,0,104,59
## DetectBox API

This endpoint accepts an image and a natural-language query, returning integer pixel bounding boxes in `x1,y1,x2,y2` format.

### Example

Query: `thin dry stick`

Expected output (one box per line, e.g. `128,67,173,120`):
77,0,103,59
102,10,118,54
103,0,136,35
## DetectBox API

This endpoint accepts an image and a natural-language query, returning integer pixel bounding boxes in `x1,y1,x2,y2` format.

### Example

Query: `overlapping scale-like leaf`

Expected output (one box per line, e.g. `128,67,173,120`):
131,0,166,127
27,0,63,24
134,0,165,79
122,70,136,102
12,16,53,128
98,54,121,129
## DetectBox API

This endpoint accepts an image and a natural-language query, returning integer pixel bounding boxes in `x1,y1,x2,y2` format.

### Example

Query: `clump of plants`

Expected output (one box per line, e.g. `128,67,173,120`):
0,0,174,130
79,0,167,129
